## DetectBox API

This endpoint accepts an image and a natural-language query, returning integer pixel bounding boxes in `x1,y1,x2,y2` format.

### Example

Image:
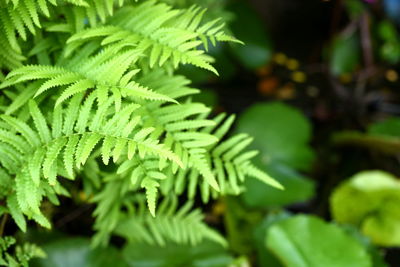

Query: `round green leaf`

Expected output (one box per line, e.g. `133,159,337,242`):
236,102,315,207
266,215,372,267
235,102,314,171
330,170,400,246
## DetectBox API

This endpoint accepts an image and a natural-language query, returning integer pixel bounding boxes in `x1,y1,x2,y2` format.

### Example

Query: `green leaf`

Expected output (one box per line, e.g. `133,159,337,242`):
330,170,400,247
378,20,400,64
235,102,314,171
141,177,159,217
368,117,400,137
7,195,26,232
242,162,314,207
329,32,360,75
29,100,51,144
31,238,129,267
340,225,389,267
235,102,315,207
266,215,372,267
122,241,233,267
253,211,292,267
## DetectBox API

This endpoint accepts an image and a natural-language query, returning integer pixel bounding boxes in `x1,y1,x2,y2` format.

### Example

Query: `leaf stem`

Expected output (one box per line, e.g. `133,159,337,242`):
0,214,8,236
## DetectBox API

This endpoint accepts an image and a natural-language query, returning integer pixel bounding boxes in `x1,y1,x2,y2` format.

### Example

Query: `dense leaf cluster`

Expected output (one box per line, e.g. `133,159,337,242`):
0,0,280,249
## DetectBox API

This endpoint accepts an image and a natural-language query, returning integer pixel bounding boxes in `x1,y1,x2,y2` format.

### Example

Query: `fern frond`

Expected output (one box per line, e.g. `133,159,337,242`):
94,191,226,246
161,113,283,202
141,177,159,217
0,235,45,266
0,0,279,252
132,71,281,202
111,196,226,247
67,1,239,73
1,45,176,107
0,98,182,229
0,0,90,55
0,33,25,69
7,194,26,232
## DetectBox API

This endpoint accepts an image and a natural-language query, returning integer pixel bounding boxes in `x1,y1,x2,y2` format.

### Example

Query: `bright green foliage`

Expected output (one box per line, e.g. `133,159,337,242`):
330,170,400,246
0,236,45,267
0,0,280,251
66,0,241,73
265,215,372,267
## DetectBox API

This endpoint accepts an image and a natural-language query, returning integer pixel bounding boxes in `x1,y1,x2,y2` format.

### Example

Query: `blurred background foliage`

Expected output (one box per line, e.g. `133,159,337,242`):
16,0,400,266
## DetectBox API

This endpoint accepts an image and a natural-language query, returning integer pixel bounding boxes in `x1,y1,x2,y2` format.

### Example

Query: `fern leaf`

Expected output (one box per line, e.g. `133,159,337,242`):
21,170,41,214
4,84,35,115
66,1,238,73
29,148,45,185
35,73,82,97
7,195,26,232
113,197,227,247
78,133,101,165
165,119,215,132
51,106,63,139
111,138,127,162
55,79,94,107
28,100,51,143
101,136,115,165
141,177,159,217
0,128,29,153
123,82,177,104
190,150,219,191
42,137,67,184
2,48,175,107
244,164,284,190
63,135,79,177
31,212,51,229
0,115,40,147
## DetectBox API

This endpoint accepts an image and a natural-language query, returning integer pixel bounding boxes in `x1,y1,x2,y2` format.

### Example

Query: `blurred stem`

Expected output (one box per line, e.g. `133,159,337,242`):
333,131,400,155
0,214,8,237
360,12,374,70
223,197,248,254
223,197,262,255
356,12,375,102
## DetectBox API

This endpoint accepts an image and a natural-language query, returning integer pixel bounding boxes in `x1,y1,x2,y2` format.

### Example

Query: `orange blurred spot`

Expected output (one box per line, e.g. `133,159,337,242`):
256,65,272,77
258,77,279,95
277,83,296,99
